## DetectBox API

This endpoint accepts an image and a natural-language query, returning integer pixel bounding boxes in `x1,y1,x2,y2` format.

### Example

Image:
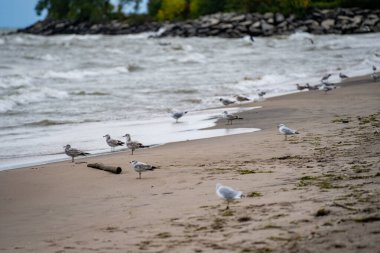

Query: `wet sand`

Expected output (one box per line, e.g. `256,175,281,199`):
0,75,379,253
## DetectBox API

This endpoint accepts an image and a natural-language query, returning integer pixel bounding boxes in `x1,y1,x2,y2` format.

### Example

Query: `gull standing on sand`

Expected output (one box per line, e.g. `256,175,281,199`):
296,83,308,91
171,111,188,123
234,95,250,102
123,133,147,155
223,111,243,125
64,144,90,162
339,72,349,79
306,83,319,91
320,84,336,94
103,134,124,152
219,98,235,106
216,183,243,210
321,73,332,82
278,124,299,141
258,91,266,100
130,160,157,179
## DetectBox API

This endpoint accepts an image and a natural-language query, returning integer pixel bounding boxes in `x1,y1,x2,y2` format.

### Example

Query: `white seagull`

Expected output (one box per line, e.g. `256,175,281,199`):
219,98,235,106
339,72,349,79
103,134,124,152
234,95,250,102
130,160,157,179
321,73,332,82
123,133,148,155
278,124,299,141
223,111,243,125
171,111,188,123
216,183,243,210
320,84,336,94
64,144,90,162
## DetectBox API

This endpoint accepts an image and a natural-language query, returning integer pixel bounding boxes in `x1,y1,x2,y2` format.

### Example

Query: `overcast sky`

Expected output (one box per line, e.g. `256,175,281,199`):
0,0,148,28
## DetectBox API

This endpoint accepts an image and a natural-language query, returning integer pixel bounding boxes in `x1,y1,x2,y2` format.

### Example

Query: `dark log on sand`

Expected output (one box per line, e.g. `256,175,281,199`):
87,163,122,174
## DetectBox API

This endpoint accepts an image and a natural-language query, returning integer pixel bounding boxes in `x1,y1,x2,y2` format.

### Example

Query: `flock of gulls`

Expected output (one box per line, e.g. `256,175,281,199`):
63,64,378,210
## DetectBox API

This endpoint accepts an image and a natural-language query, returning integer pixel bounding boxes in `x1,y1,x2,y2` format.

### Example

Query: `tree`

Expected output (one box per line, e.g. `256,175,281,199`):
35,0,114,23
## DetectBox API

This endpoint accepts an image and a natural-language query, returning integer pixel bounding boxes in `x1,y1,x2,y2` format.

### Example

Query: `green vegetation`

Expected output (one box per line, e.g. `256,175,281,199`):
36,0,380,23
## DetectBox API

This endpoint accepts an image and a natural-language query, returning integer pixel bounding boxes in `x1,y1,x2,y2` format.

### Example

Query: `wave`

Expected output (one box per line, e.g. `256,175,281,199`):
0,87,69,113
25,119,74,127
44,66,129,79
71,91,110,96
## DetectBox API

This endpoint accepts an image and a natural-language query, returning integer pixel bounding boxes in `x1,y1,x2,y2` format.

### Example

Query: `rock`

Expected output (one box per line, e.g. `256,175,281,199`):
321,19,335,30
263,12,274,20
231,14,246,22
275,13,285,23
261,20,274,35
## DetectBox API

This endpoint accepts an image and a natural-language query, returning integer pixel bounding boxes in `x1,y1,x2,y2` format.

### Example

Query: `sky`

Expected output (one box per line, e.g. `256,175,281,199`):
0,0,148,29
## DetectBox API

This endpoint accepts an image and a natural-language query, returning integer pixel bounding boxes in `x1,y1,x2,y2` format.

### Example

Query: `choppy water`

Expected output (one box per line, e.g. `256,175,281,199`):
0,31,379,170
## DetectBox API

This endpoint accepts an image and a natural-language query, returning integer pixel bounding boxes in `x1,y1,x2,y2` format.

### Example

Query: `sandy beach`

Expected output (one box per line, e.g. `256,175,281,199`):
0,75,379,253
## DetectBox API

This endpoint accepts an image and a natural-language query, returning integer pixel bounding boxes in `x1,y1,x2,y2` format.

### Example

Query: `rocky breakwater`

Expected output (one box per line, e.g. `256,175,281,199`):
158,8,380,38
18,8,380,37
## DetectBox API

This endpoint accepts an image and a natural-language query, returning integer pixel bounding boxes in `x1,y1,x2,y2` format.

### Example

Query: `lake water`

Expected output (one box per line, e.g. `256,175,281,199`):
0,31,379,170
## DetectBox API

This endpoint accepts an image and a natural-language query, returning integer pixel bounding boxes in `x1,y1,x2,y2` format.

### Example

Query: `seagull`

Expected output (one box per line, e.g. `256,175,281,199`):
371,72,379,82
278,124,299,141
305,38,314,44
373,65,377,72
216,183,243,210
320,84,336,94
258,91,266,98
103,134,124,152
171,111,188,123
234,95,250,102
130,160,157,179
123,134,148,155
321,73,332,82
321,79,335,86
306,83,319,90
64,144,90,162
296,83,308,91
219,98,235,106
339,72,349,79
223,111,243,125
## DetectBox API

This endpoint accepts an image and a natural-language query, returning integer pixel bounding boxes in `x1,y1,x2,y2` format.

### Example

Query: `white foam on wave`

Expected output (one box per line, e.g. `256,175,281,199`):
0,87,69,113
44,66,129,79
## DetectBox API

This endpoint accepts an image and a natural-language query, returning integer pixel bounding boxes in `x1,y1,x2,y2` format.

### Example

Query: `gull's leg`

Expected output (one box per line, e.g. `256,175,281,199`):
72,157,74,163
139,172,141,179
285,135,287,141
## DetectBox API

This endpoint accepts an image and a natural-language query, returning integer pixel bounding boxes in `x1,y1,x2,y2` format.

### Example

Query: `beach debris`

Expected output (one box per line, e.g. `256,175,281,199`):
219,98,235,106
130,160,157,179
278,124,299,140
216,183,243,210
87,163,122,174
171,111,188,123
339,72,349,79
103,134,124,152
223,111,243,125
315,208,330,217
234,95,250,102
64,144,90,162
123,133,148,155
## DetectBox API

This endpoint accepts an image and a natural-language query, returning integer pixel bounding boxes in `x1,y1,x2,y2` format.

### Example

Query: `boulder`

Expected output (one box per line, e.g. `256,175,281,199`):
321,19,335,30
275,13,285,23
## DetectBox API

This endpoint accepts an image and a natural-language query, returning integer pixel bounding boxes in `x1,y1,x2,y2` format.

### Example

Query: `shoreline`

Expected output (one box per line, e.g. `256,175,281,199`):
0,74,379,252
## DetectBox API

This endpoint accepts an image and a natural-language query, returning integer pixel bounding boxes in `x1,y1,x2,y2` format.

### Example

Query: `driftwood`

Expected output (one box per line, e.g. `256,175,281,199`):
87,163,122,174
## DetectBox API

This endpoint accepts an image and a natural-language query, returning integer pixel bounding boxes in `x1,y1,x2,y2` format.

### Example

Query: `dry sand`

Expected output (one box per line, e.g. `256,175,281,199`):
0,75,379,253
